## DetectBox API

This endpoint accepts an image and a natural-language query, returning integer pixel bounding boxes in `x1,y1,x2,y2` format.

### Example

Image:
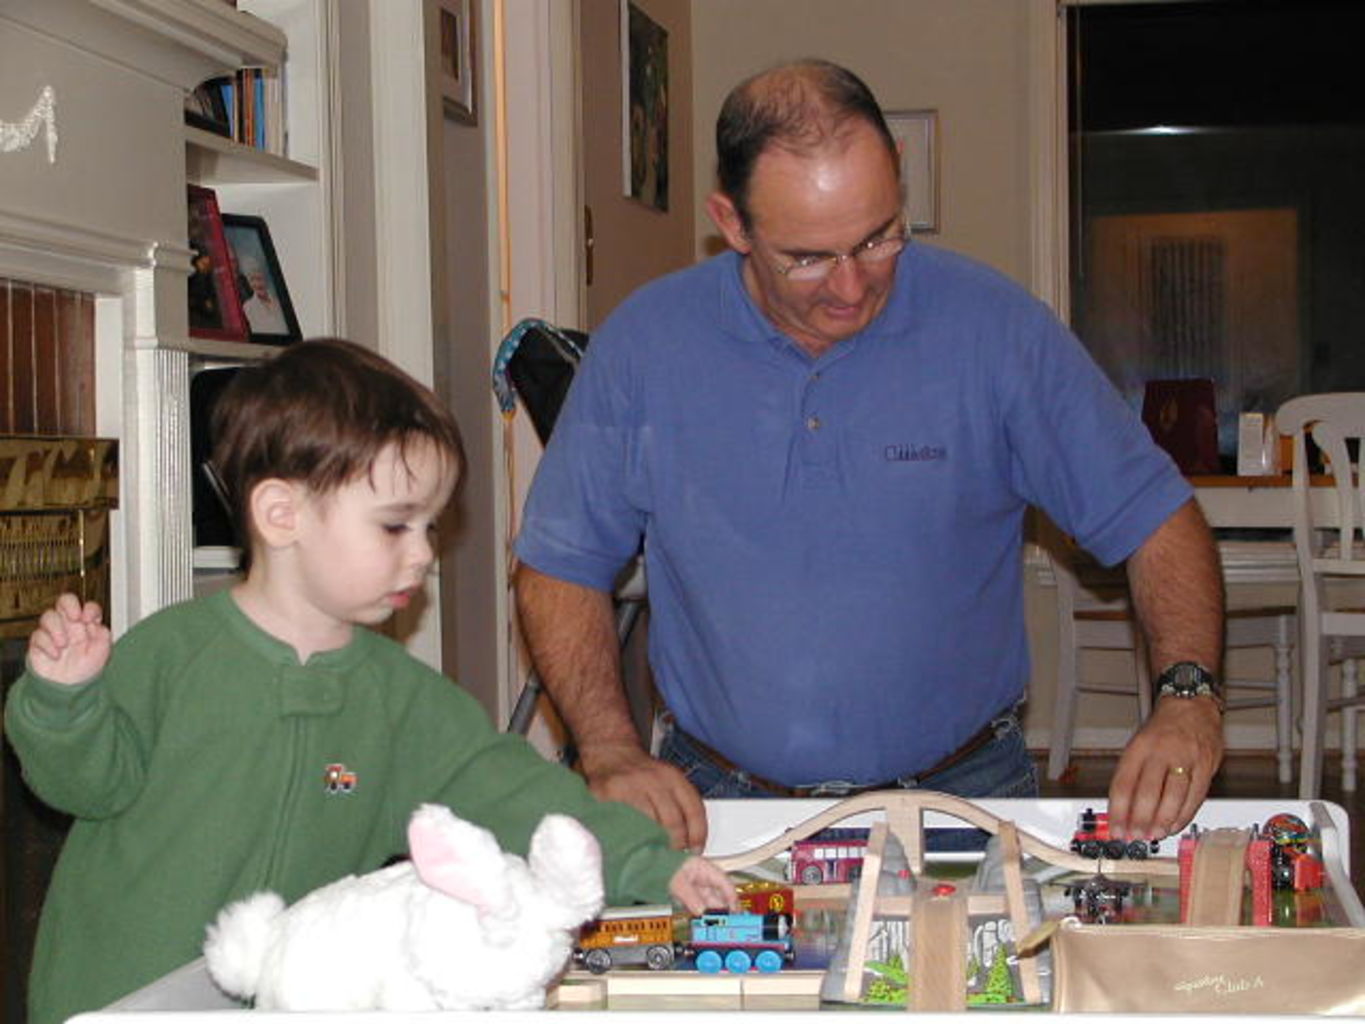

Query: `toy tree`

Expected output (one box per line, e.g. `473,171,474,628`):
863,954,907,1004
981,946,1016,1004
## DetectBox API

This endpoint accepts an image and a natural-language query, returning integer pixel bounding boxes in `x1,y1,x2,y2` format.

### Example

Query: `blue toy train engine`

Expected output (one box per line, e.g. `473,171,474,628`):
683,910,795,974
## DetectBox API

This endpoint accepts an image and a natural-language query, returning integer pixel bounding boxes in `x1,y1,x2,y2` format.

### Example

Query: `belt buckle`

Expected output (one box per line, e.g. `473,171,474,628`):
801,780,862,798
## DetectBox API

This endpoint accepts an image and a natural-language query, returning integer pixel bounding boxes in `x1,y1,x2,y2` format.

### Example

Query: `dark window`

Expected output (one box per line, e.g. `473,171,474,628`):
1069,0,1365,460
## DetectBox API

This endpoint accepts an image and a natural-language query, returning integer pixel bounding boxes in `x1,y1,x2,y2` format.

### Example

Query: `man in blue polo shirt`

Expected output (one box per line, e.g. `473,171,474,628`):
514,59,1225,853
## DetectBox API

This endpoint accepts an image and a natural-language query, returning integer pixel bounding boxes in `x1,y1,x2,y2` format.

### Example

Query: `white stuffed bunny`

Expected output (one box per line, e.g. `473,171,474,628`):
203,804,605,1011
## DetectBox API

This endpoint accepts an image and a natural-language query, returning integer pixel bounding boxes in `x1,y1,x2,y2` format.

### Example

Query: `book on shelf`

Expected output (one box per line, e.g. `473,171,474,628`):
185,67,285,156
187,185,250,343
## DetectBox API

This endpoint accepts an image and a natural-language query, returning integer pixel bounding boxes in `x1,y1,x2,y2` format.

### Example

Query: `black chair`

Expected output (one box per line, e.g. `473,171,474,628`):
493,319,650,739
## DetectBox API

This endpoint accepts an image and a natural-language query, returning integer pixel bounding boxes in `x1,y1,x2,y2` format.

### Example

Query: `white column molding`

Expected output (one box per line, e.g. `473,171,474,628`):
501,0,578,325
494,0,580,733
320,1,347,336
1027,0,1069,319
367,0,441,669
126,343,194,621
95,296,130,636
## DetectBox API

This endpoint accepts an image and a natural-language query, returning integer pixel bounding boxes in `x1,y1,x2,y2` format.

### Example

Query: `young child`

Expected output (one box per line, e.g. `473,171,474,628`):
4,339,735,1024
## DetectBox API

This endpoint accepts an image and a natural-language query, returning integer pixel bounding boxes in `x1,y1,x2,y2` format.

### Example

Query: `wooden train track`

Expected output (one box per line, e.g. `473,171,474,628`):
708,789,1179,878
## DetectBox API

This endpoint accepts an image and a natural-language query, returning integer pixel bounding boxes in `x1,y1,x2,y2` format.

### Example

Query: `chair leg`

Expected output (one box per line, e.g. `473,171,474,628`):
1342,657,1359,792
1299,628,1327,800
1048,623,1082,780
1274,617,1295,785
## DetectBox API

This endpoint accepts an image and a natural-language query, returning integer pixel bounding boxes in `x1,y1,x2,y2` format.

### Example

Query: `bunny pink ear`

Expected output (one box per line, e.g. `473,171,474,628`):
407,804,511,912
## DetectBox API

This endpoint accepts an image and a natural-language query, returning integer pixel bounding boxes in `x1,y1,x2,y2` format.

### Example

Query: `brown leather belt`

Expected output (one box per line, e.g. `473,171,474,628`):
674,718,1001,798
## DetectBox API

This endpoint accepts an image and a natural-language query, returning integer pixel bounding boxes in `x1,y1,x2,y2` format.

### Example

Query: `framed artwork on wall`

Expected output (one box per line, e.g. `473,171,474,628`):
186,186,248,342
621,1,668,211
439,0,476,123
220,213,302,345
885,109,940,233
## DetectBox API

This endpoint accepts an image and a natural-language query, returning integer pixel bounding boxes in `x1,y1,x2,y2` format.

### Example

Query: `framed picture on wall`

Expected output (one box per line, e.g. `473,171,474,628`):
186,186,248,342
885,109,940,233
621,1,668,211
220,213,302,345
439,0,476,123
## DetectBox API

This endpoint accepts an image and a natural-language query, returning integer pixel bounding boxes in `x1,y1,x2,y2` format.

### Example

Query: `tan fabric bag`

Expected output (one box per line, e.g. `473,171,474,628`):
1050,920,1365,1014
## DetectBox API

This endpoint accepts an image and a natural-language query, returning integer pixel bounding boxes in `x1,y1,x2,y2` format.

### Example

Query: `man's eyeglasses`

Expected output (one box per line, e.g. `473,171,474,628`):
765,224,909,282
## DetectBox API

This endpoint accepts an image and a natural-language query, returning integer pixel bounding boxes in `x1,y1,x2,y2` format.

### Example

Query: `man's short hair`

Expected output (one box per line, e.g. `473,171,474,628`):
715,58,898,229
210,338,465,570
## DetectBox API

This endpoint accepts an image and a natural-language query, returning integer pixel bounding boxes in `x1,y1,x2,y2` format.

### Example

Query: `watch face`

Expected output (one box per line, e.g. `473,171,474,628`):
1173,664,1200,689
1160,662,1221,700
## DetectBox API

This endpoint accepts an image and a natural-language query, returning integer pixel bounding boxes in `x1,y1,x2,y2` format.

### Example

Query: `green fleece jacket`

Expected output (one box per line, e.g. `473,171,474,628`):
3,590,685,1024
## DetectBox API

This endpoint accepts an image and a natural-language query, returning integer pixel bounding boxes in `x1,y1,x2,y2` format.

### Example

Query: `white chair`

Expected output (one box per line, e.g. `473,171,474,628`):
1276,393,1365,798
1046,534,1297,783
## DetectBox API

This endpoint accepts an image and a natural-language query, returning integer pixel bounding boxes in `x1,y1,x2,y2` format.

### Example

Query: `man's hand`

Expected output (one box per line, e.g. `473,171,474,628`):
1105,696,1223,840
514,567,710,846
27,593,111,686
580,741,709,853
668,855,738,915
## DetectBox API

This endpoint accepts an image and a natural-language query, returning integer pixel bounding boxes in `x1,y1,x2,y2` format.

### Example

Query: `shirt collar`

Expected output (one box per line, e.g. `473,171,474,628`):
211,589,372,716
715,247,910,362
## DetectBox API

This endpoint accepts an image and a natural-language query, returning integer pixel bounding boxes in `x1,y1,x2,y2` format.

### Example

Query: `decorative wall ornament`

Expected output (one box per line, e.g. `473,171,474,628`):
884,109,938,233
621,1,668,211
1,86,58,163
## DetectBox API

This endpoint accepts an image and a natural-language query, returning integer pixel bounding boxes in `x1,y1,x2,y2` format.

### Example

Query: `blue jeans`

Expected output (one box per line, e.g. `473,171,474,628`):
659,708,1038,853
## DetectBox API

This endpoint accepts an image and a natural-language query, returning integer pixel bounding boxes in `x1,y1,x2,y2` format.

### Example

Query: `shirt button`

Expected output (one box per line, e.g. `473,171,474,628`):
806,415,822,431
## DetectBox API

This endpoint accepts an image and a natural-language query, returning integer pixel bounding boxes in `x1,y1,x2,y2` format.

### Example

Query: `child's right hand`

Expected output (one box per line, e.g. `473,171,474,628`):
28,593,111,686
668,855,739,916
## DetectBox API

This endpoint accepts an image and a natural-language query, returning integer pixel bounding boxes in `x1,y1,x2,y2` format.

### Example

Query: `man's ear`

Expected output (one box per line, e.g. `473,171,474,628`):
705,191,752,255
248,478,302,549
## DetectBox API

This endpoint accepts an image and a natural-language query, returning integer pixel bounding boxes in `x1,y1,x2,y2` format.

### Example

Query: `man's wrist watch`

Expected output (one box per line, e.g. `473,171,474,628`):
1156,661,1224,711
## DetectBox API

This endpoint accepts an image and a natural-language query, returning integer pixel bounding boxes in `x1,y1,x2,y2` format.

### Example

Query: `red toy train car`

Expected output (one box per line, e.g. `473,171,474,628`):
1071,807,1160,860
788,827,869,884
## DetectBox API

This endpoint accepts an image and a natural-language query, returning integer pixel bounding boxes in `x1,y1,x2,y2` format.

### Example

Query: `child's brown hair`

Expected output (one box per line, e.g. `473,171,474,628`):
210,338,464,571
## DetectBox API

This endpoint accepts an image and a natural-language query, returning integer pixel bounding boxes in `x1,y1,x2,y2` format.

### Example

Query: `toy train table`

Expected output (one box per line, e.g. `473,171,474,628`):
551,793,1364,1012
81,794,1362,1020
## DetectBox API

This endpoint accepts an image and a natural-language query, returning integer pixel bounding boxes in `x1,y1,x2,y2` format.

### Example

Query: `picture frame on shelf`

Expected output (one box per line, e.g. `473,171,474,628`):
438,0,476,124
186,186,249,343
220,213,302,345
884,109,940,233
621,0,669,211
184,85,231,139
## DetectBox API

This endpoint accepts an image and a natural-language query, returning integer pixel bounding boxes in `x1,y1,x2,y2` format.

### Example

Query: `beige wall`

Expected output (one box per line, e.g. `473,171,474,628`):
689,0,1036,287
581,0,696,327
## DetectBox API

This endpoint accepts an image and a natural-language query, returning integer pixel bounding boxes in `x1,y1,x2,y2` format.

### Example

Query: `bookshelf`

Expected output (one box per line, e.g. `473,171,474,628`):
178,0,339,588
184,0,336,348
185,125,318,185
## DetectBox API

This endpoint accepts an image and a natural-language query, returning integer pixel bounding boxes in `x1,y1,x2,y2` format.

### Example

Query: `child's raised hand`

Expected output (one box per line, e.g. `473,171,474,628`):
668,855,739,915
28,593,111,686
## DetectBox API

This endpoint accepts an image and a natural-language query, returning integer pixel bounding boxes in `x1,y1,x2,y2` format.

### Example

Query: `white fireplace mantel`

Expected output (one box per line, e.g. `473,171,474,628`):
4,0,283,92
0,0,291,633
